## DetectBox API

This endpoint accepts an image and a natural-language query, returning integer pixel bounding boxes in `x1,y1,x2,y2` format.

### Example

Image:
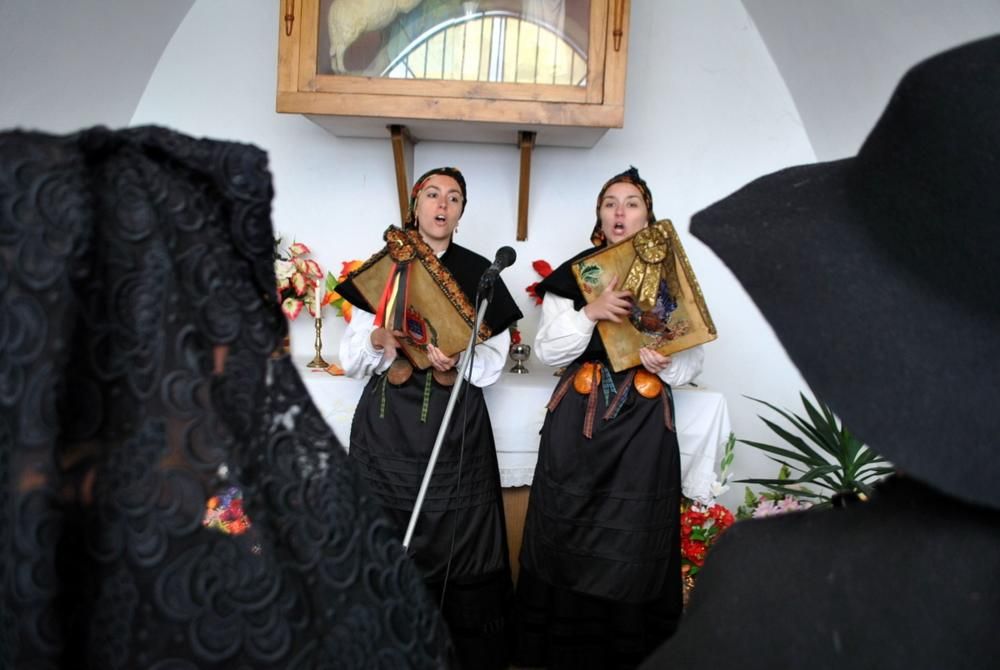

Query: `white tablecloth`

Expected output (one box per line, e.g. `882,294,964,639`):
297,361,732,502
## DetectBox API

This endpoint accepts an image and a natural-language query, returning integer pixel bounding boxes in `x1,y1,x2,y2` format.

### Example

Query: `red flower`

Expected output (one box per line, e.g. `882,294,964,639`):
510,328,522,345
680,499,735,576
202,486,252,535
532,260,553,277
226,518,249,535
525,260,554,306
526,281,543,305
328,259,364,323
681,538,707,566
682,508,708,528
709,503,735,529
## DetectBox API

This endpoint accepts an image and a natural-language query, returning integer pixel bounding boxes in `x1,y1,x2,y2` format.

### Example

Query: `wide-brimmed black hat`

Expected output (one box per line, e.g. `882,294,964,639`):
690,35,1000,510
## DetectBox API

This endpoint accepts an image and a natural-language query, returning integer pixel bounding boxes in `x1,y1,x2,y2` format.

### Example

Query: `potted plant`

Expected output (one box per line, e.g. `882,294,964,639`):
738,393,894,508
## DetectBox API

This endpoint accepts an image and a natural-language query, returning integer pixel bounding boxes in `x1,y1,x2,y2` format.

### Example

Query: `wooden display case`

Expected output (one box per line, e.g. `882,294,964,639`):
277,0,631,148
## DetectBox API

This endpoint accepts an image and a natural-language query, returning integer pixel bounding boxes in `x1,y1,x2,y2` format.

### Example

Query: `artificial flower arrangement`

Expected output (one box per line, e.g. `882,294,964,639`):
737,393,891,509
525,259,553,305
680,499,735,575
274,238,331,320
325,259,363,322
678,394,886,604
203,486,251,535
680,433,737,584
506,259,552,354
735,464,815,519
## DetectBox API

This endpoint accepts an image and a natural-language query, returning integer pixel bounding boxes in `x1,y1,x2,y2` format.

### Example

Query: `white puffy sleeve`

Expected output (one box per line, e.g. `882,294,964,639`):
533,293,596,368
339,308,510,387
658,345,705,387
338,309,393,378
458,327,510,388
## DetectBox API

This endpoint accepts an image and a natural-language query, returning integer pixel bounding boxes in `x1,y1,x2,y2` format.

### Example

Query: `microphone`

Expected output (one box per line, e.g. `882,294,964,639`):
478,246,517,291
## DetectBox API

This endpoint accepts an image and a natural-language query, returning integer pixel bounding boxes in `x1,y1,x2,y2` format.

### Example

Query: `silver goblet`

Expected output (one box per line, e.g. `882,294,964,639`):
508,343,531,374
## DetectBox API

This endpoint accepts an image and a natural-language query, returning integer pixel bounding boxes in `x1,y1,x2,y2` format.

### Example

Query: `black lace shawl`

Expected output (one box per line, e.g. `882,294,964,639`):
0,126,454,668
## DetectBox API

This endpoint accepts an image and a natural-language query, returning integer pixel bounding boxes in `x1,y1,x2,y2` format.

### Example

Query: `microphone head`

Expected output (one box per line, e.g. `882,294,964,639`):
496,246,516,267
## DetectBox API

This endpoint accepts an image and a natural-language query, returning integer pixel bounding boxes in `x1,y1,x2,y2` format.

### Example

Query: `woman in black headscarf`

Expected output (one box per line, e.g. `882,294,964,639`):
336,167,523,670
514,167,704,670
0,126,454,669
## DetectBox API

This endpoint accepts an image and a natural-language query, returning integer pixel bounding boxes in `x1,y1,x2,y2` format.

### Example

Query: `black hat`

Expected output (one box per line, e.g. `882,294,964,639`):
690,35,1000,510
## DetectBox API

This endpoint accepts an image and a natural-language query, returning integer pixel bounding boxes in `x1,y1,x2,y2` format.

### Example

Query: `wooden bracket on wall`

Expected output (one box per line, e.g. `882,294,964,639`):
389,124,415,224
517,130,536,241
390,125,536,239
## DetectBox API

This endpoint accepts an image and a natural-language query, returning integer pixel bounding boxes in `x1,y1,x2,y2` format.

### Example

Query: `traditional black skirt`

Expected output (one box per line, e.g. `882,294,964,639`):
349,367,513,669
515,362,683,669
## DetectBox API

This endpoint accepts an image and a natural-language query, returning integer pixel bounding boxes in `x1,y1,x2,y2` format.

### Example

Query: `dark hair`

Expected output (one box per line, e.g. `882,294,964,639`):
403,167,467,230
590,166,655,246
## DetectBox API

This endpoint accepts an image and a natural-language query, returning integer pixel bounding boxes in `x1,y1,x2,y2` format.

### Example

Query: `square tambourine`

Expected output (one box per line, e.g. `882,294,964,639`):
571,219,717,372
346,227,491,370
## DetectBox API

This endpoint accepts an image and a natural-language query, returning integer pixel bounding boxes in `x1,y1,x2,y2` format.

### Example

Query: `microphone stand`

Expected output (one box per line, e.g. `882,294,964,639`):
402,295,490,551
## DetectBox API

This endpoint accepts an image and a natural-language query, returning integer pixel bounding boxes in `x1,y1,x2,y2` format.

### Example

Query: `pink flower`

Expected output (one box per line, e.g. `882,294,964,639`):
751,495,812,518
282,297,304,320
275,238,324,321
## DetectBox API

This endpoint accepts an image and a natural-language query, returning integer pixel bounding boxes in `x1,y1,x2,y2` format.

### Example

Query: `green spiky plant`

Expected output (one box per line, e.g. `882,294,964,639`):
738,393,894,509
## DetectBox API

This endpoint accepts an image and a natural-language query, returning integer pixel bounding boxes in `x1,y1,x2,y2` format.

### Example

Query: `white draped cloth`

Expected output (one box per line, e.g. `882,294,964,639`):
299,368,730,504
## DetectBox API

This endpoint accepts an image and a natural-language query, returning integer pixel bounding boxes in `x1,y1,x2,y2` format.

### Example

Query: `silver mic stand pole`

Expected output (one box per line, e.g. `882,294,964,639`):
402,298,489,550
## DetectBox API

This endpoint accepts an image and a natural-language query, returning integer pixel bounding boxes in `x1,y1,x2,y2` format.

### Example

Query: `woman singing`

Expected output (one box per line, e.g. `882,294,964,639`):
515,167,704,670
336,167,522,670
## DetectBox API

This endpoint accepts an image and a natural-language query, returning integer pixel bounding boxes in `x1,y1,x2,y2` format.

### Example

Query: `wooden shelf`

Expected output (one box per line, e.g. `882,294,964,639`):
277,0,631,236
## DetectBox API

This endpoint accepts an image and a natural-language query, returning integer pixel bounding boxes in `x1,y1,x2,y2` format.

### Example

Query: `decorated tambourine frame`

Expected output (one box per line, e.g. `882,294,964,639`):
572,219,717,372
345,227,492,370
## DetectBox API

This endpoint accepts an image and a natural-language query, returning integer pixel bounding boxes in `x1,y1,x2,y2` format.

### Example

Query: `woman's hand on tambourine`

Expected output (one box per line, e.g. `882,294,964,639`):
583,276,633,323
425,344,459,372
639,347,672,375
370,327,403,363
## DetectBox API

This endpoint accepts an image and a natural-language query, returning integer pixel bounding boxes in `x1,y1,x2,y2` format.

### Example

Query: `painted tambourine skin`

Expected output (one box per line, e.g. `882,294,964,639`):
572,219,717,372
344,227,491,369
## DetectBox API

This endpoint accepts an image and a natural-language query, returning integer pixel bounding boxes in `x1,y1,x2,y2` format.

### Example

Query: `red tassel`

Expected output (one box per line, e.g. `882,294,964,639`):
373,263,399,328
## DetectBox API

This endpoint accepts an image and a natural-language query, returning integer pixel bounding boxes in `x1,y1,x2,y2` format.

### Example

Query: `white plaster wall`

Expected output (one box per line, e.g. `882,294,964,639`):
0,0,193,132
744,0,1000,160
132,0,816,507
